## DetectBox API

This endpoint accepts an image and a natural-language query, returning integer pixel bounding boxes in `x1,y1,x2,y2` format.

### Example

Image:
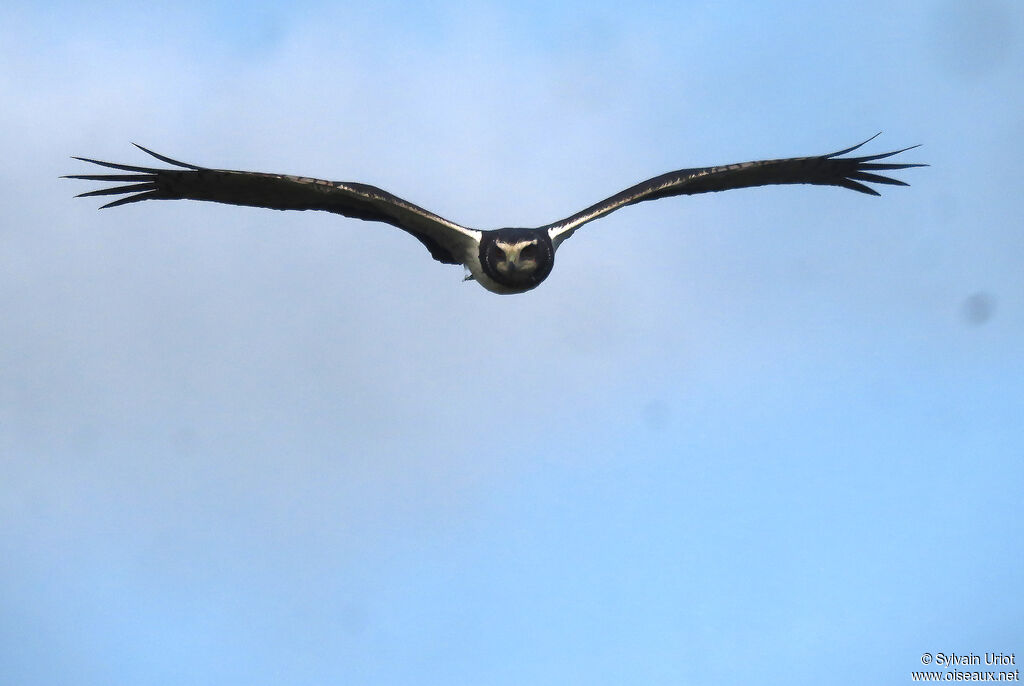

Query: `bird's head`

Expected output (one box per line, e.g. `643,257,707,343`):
479,229,554,292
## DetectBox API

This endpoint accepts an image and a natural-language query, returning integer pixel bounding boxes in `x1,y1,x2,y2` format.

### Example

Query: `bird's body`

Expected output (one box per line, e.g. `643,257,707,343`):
67,135,923,294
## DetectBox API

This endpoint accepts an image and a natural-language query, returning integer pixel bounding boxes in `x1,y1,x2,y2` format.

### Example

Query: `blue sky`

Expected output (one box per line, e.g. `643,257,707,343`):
1,1,1022,684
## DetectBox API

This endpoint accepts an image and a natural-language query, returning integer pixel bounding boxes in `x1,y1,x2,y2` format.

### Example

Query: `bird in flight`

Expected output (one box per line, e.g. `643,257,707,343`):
67,135,922,294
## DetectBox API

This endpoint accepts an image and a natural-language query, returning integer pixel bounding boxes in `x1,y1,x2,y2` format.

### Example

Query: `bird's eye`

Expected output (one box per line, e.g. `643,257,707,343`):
520,244,537,261
491,245,506,262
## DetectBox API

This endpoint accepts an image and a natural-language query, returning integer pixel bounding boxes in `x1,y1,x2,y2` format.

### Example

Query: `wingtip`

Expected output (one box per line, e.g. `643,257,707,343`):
885,143,923,156
97,190,162,209
837,178,883,196
827,132,884,158
130,142,201,169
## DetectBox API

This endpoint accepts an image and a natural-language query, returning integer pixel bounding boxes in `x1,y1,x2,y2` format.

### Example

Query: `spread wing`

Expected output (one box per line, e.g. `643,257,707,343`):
545,134,925,247
65,144,481,265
